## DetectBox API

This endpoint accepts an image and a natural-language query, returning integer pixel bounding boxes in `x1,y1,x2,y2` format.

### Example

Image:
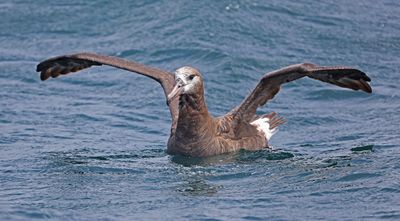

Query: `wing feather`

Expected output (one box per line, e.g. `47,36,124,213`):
229,63,372,127
36,52,178,120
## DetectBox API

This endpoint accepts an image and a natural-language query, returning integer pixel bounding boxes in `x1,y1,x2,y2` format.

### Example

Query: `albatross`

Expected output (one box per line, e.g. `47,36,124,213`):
36,53,372,157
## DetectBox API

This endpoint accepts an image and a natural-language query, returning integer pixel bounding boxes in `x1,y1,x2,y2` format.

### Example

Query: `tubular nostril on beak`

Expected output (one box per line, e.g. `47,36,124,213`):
175,79,184,88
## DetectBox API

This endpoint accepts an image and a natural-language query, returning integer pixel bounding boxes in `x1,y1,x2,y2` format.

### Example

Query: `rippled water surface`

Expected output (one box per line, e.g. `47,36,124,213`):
1,0,400,220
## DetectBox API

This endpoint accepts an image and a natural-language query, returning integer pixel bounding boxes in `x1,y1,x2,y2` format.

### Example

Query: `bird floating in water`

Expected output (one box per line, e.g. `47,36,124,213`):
37,53,372,157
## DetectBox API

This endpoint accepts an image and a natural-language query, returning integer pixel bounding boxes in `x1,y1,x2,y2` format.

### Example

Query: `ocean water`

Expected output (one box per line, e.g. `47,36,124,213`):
1,0,400,220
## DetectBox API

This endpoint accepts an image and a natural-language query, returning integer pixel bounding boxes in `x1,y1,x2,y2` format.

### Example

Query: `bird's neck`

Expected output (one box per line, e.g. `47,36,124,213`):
176,93,213,137
179,92,207,111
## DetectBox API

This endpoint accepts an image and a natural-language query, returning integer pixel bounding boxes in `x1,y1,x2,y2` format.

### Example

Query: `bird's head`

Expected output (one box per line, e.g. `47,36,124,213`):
167,66,204,104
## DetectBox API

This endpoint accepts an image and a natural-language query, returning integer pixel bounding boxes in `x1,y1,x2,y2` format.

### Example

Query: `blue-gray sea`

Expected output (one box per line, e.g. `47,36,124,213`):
1,0,399,220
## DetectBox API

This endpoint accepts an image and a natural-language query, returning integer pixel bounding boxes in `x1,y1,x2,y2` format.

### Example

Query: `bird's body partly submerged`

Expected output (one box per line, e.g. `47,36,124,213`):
37,53,372,157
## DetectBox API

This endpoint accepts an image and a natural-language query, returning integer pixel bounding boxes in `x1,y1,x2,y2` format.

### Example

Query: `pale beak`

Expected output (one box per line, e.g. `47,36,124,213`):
167,79,184,105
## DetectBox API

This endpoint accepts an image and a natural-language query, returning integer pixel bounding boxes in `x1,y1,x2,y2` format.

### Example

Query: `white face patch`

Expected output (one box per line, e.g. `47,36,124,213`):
175,67,201,94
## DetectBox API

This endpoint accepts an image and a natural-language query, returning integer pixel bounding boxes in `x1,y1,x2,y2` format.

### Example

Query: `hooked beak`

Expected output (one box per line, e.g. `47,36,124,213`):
167,79,184,105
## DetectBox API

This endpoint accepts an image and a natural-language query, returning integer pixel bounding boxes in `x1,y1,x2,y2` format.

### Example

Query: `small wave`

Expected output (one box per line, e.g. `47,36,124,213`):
335,172,382,182
115,49,145,58
351,145,374,152
66,113,105,122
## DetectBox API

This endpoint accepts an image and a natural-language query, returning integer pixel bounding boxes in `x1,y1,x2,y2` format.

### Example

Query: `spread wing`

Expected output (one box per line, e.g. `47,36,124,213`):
229,63,372,126
36,52,178,120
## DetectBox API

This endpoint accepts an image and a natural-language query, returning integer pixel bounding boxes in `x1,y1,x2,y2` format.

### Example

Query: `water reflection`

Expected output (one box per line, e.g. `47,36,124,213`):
170,149,295,167
171,149,295,196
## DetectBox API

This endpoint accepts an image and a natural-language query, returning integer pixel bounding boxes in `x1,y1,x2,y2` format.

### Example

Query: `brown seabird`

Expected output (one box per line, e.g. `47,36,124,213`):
36,53,372,157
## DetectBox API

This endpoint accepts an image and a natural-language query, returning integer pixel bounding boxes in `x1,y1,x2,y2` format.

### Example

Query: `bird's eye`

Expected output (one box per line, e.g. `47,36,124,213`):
188,75,195,80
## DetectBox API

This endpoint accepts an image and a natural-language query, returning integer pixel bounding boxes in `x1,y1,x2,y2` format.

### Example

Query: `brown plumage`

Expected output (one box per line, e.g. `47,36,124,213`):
36,53,372,157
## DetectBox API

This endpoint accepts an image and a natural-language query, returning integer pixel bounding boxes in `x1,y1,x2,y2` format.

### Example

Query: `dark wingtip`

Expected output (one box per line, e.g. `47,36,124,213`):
40,71,50,81
360,86,372,93
365,75,371,82
364,80,372,93
359,75,372,93
36,60,48,72
349,69,372,93
37,60,50,81
358,70,371,82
